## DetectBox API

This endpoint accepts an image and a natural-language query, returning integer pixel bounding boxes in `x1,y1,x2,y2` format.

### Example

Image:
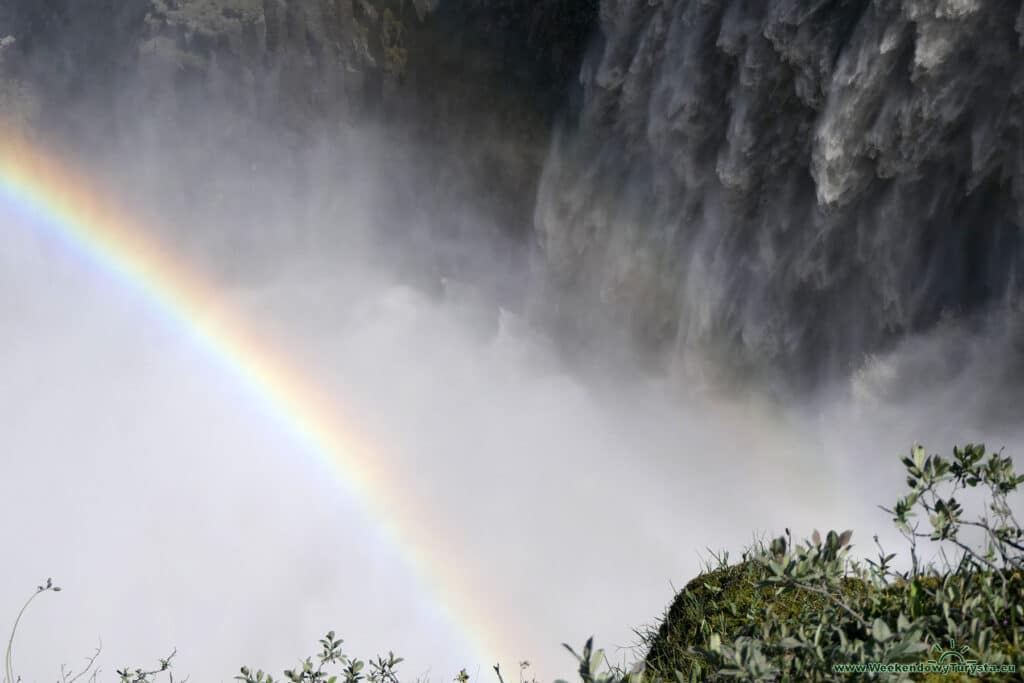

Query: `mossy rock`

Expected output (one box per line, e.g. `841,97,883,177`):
644,562,1023,681
644,561,867,679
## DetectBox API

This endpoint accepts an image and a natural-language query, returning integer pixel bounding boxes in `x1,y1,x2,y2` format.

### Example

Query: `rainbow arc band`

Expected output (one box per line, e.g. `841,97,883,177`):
0,129,502,669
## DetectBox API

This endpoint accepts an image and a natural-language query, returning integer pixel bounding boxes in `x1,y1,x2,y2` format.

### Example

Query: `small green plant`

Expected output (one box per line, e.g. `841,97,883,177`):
115,650,182,683
4,578,63,683
2,578,179,683
555,639,643,683
235,631,404,683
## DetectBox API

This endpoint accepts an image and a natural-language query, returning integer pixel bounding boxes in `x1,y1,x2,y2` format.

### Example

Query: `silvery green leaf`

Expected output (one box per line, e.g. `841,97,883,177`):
897,613,911,633
872,618,892,643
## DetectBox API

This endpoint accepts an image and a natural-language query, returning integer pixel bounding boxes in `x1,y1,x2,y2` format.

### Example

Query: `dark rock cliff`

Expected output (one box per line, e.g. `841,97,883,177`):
0,0,597,261
532,0,1024,390
5,1,1021,393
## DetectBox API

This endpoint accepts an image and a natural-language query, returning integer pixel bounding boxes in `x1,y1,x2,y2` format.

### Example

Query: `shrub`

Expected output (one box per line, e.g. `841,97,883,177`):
640,443,1024,681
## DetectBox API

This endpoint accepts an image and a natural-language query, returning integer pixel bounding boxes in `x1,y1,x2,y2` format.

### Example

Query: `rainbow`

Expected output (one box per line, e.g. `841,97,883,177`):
0,131,508,670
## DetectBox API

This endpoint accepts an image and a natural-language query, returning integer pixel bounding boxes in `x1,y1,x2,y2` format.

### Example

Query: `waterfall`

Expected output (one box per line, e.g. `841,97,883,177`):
533,0,1024,391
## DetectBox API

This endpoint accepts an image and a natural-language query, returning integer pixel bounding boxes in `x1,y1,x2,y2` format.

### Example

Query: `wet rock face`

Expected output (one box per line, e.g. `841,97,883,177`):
15,0,1018,394
0,1,390,127
1,1,151,131
0,0,598,282
131,1,380,130
0,36,39,131
0,0,598,169
534,0,1024,389
379,0,599,254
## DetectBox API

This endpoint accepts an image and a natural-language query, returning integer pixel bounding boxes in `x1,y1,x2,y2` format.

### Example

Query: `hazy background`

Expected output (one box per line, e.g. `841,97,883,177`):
1,1,1022,681
1,130,1018,681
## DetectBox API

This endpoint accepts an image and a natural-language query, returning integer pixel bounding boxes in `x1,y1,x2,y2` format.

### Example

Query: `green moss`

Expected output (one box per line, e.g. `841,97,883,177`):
644,561,866,679
644,562,1023,681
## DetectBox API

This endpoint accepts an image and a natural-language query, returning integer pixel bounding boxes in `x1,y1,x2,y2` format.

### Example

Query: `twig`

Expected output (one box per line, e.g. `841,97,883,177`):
65,640,102,683
5,580,59,683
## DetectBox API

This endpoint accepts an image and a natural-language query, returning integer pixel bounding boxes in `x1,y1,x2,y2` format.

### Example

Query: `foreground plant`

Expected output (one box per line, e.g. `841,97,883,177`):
642,443,1024,681
235,632,405,683
115,650,182,683
4,578,64,683
2,578,179,683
